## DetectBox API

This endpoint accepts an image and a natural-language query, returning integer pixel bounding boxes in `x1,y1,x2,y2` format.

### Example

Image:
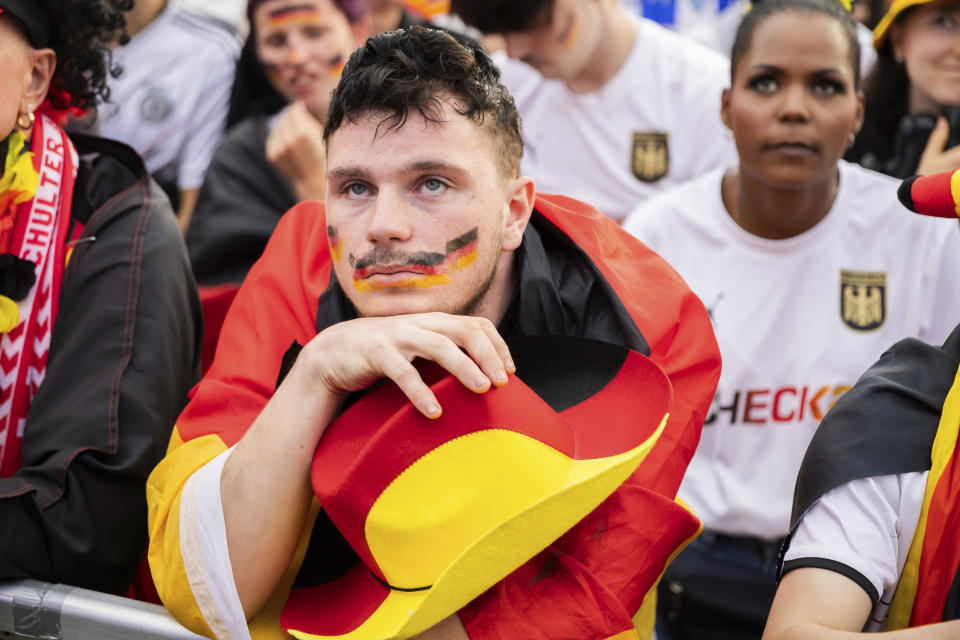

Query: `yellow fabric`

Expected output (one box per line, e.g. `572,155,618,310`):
0,130,38,207
0,295,19,333
950,170,960,218
287,415,668,640
605,631,641,640
146,428,227,638
873,0,934,49
887,365,960,628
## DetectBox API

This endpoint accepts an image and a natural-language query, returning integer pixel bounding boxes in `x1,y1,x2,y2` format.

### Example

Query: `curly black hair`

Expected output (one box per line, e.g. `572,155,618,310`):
38,0,133,115
325,26,524,178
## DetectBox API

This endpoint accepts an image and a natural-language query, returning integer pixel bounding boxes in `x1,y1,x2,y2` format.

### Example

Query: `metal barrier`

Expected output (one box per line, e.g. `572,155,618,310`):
0,579,205,639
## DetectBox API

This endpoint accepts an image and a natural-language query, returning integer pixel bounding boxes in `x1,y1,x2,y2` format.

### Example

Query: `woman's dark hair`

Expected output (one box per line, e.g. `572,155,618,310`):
848,46,909,165
325,26,524,177
39,0,133,115
730,0,861,89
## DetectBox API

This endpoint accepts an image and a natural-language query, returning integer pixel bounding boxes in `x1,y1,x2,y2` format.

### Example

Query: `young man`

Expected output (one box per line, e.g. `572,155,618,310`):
450,0,736,222
763,171,960,638
147,27,721,639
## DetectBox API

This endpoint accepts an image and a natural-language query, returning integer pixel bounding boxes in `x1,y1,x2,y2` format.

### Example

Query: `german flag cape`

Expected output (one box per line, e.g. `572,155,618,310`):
147,194,720,639
888,348,960,627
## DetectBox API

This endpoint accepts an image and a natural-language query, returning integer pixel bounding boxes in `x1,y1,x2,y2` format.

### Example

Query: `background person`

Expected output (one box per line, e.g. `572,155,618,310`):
0,0,201,593
80,0,241,232
450,0,737,222
624,0,960,635
764,170,960,638
148,26,721,639
848,0,960,178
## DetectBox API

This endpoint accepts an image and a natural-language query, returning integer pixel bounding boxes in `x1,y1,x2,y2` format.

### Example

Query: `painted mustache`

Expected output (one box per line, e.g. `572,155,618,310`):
348,228,479,290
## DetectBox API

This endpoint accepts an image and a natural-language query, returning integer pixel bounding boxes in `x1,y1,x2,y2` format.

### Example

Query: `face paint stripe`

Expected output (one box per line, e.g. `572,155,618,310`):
444,228,479,254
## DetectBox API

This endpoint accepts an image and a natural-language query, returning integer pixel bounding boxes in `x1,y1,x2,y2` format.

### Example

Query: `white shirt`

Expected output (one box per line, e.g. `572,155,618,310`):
785,472,927,631
497,19,736,222
92,0,241,191
623,161,960,539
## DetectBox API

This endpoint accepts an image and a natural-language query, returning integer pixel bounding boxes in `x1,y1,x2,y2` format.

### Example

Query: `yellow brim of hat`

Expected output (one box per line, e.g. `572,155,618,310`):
873,0,935,49
286,415,668,640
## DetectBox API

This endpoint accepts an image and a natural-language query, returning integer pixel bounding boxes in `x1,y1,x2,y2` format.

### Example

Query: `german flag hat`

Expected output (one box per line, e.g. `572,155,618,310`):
281,335,672,640
898,169,960,219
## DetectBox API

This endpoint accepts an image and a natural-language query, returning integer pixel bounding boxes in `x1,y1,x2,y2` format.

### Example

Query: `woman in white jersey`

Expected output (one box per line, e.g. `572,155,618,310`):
622,0,960,636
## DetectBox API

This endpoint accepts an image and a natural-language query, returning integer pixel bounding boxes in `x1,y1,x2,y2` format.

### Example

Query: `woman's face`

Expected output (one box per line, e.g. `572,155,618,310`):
0,16,37,138
254,0,365,121
722,11,863,189
891,1,960,112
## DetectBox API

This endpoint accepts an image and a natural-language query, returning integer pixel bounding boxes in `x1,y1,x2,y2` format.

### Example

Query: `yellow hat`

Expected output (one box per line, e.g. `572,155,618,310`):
280,335,672,640
873,0,936,50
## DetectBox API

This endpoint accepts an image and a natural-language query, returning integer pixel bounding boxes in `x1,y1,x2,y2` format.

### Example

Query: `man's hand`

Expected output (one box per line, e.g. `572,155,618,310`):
297,312,516,420
916,117,960,176
265,101,327,201
411,614,470,640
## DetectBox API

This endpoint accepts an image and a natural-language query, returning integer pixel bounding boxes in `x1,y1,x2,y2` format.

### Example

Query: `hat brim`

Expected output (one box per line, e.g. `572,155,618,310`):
282,337,672,639
873,0,934,50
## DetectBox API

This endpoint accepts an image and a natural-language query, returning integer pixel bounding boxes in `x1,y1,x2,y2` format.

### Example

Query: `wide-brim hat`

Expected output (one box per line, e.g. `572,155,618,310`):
898,169,960,218
873,0,936,50
281,335,672,640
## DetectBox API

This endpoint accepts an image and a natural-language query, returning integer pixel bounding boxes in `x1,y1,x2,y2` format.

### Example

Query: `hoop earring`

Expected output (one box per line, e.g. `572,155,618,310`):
894,52,904,63
16,112,35,130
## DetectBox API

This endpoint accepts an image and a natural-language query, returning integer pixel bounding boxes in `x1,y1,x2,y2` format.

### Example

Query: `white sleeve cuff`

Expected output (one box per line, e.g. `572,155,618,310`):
180,446,252,640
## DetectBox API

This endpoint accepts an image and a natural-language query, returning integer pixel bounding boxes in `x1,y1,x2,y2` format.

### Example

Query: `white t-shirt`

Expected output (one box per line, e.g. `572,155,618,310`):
497,19,736,222
623,161,960,540
92,0,241,191
784,472,928,631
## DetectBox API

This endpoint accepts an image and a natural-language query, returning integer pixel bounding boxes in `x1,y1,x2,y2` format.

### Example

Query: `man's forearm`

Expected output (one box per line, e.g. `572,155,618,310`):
768,620,960,640
221,363,341,619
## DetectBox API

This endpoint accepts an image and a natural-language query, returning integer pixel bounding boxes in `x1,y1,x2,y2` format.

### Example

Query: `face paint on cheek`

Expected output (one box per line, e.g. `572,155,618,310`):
263,62,284,85
327,225,343,261
561,15,580,51
350,227,480,291
329,55,346,78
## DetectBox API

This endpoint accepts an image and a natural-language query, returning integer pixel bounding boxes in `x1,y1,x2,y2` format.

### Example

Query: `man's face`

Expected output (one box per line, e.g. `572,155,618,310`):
502,0,600,81
324,101,530,320
254,0,365,120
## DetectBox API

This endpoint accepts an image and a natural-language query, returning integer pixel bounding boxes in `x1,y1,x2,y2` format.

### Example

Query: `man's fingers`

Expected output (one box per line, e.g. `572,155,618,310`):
382,354,443,418
414,314,513,383
405,329,494,393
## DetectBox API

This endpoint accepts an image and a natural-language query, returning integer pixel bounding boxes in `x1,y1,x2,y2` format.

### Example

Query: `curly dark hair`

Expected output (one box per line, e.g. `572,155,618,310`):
325,26,524,178
450,0,553,34
38,0,133,115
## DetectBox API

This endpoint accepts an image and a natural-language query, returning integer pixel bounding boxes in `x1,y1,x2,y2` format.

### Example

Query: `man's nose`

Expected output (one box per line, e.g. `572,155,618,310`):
365,188,414,244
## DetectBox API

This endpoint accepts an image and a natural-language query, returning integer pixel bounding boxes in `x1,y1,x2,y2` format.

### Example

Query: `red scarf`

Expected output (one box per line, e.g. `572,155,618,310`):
0,115,77,477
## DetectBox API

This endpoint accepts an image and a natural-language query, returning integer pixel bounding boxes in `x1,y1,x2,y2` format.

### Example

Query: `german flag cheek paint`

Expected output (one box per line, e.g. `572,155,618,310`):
327,225,343,261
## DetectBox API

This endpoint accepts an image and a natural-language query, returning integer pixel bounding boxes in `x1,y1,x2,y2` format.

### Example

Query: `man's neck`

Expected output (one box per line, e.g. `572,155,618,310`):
124,0,168,38
565,4,638,94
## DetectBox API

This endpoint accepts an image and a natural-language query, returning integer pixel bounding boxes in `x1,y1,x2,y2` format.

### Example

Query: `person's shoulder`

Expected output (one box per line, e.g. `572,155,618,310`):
638,19,730,77
167,3,242,60
624,168,727,237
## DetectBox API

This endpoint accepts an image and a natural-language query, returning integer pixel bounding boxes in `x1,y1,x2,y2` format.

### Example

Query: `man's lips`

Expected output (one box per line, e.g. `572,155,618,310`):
354,263,442,280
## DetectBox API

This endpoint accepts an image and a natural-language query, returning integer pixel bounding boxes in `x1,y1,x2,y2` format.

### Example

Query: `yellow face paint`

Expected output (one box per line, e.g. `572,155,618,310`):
561,16,580,51
353,274,452,292
268,7,325,30
350,228,479,291
327,226,343,262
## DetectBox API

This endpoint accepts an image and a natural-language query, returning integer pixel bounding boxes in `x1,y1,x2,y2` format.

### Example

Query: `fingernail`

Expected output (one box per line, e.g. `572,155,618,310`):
426,403,441,417
506,359,516,373
476,375,490,388
494,370,508,384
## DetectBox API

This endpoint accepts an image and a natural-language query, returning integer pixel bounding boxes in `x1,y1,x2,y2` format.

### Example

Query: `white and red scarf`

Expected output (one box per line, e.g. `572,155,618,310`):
0,115,77,477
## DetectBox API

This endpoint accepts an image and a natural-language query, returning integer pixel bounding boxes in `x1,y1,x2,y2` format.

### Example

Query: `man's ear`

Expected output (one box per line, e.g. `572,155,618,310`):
21,48,55,116
720,87,733,132
501,176,535,252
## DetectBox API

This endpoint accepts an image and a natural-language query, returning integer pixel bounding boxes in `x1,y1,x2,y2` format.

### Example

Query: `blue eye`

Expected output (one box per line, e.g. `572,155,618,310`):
342,182,368,196
423,179,444,192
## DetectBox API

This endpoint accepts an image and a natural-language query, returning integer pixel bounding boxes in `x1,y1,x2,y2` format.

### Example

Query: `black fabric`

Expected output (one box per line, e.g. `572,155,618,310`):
0,135,202,593
0,0,51,47
186,115,296,287
944,562,960,621
291,207,653,592
789,324,960,530
781,558,878,603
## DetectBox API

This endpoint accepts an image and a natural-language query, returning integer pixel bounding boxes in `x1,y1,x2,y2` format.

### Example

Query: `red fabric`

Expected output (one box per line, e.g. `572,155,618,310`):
458,194,720,637
910,423,960,625
197,283,239,374
175,195,720,638
905,171,959,219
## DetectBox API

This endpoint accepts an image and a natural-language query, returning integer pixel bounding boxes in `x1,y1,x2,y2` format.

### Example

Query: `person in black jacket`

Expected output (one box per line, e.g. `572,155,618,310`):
0,0,201,594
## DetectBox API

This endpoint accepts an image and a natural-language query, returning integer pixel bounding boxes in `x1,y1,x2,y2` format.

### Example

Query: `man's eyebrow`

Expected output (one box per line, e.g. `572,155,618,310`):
327,162,470,180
